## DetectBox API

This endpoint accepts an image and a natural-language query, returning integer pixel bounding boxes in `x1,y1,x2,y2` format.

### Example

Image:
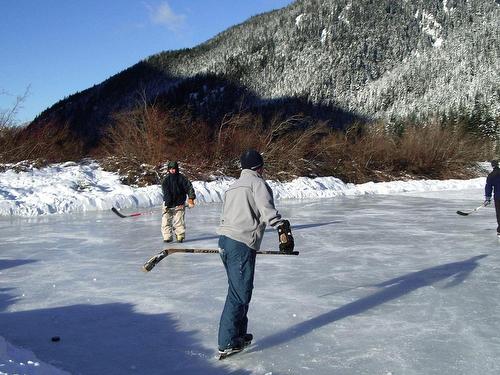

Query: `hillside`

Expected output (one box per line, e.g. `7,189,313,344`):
30,0,499,145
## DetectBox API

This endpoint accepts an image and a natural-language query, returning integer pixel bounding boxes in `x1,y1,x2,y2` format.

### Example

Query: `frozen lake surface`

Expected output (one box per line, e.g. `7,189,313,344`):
1,188,499,374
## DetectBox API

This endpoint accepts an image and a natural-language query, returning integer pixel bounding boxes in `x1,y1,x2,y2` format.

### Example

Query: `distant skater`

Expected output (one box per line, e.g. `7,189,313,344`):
484,159,500,236
161,161,196,243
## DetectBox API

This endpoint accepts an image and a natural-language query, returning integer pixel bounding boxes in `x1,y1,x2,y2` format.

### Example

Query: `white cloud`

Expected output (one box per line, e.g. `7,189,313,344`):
147,2,186,32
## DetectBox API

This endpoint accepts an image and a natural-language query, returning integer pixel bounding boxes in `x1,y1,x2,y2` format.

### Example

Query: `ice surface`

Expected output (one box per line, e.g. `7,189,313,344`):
1,188,499,374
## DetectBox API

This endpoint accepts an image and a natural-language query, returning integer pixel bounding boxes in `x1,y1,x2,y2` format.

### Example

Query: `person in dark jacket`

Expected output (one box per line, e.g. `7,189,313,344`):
161,161,196,242
215,149,294,358
484,159,500,235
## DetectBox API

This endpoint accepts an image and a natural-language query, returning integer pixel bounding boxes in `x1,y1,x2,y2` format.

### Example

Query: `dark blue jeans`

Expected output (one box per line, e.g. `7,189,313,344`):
495,197,500,233
218,235,256,350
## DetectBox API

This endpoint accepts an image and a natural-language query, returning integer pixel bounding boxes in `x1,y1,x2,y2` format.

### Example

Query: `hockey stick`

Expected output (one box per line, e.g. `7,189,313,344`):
112,204,192,218
142,248,300,272
111,207,155,218
456,203,486,216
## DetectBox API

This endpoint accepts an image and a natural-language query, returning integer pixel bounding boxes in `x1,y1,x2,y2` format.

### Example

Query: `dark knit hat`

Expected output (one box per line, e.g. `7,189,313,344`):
240,149,264,170
491,160,499,168
167,161,179,169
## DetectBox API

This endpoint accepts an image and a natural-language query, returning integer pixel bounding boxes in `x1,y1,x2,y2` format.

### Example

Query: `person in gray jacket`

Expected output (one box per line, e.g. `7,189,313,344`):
216,149,294,358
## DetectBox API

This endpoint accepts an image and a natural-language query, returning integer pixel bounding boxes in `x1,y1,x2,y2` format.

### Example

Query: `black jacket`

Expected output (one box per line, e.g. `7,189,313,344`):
485,167,500,199
161,172,196,208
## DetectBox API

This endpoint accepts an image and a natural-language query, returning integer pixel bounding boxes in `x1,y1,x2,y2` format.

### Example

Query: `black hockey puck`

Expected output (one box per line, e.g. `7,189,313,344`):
51,336,60,342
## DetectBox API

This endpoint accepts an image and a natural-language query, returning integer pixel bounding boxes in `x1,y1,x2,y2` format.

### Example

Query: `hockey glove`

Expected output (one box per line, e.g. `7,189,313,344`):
484,198,491,206
188,198,195,208
277,220,294,253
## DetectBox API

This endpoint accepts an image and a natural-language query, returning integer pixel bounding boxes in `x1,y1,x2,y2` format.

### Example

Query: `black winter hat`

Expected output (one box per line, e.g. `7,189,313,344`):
491,160,499,168
240,149,264,170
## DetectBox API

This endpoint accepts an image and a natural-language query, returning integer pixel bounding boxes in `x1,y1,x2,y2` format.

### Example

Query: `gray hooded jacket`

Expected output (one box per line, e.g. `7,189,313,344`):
216,169,282,250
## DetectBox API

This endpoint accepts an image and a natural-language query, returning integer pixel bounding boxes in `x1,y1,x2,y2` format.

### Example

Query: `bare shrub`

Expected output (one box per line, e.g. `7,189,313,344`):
214,113,262,151
0,125,21,163
94,101,493,184
99,104,172,165
261,117,332,179
0,86,30,129
0,122,85,164
317,121,492,182
396,122,491,179
309,122,398,182
209,113,325,179
203,115,491,182
171,116,213,167
99,101,214,164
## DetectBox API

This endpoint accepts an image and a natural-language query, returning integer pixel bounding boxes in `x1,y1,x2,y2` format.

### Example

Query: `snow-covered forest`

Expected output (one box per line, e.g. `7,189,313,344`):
161,0,499,122
33,0,499,141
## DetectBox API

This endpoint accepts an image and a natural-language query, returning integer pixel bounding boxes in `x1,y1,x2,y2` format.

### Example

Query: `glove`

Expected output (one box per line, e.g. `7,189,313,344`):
484,198,491,206
277,220,294,253
187,198,195,208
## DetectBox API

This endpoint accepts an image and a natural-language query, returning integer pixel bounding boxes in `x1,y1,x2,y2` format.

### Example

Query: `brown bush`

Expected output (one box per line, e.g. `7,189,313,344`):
396,122,489,179
0,122,85,164
97,103,214,168
212,112,266,172
318,121,492,182
98,105,172,165
260,117,331,179
4,97,487,184
0,125,19,162
95,104,494,183
317,123,397,182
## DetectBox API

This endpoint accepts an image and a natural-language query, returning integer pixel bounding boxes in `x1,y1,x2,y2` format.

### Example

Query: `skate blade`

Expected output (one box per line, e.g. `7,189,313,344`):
218,348,243,360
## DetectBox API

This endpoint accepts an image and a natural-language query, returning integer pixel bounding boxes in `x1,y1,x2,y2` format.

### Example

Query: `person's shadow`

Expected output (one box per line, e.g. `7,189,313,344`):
251,254,488,352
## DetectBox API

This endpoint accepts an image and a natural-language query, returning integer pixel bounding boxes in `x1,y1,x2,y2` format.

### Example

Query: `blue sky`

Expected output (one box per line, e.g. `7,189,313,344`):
0,0,294,123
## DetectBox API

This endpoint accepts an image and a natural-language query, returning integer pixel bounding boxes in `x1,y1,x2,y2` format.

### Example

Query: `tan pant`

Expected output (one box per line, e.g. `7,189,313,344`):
161,204,186,241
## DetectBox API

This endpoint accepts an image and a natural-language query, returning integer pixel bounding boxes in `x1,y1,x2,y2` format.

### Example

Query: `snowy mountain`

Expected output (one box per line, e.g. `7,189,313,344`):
31,0,499,143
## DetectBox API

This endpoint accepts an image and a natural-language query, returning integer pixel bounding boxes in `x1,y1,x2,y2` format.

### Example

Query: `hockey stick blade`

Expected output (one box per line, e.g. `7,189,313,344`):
456,204,485,216
142,251,169,272
111,207,143,218
142,248,299,272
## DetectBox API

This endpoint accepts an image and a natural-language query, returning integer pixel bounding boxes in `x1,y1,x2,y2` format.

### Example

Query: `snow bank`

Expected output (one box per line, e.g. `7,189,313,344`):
0,161,486,217
0,161,162,217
